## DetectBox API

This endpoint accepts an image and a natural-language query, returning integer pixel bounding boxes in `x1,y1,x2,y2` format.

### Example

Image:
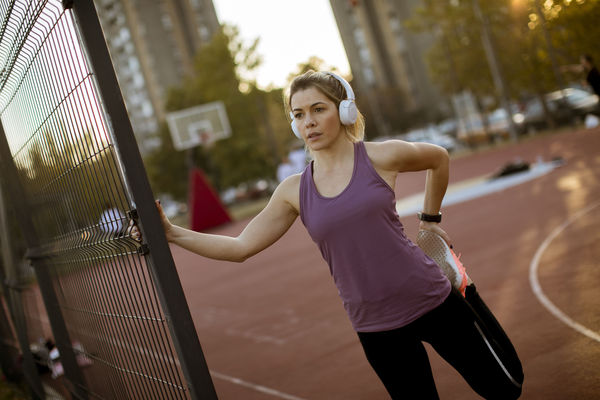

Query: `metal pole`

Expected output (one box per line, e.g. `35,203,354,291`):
472,0,518,142
534,0,566,89
0,184,46,399
70,2,218,398
0,121,88,399
533,0,576,123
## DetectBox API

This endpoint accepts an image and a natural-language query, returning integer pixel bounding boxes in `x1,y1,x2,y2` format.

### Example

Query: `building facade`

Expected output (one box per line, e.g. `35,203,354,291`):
329,0,446,135
95,0,220,154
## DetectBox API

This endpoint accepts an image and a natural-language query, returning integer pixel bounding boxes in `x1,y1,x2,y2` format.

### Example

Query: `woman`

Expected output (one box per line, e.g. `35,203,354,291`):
154,70,521,399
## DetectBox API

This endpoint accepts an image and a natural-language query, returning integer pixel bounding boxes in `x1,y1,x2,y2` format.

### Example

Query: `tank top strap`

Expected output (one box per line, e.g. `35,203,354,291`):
355,141,369,164
298,161,313,226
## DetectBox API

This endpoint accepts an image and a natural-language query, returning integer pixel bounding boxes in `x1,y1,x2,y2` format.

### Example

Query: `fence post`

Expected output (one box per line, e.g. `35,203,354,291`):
0,184,46,399
0,122,88,399
0,280,46,399
70,2,218,398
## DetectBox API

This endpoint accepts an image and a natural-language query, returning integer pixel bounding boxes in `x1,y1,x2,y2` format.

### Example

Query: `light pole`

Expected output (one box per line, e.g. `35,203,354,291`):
472,0,519,141
534,0,566,90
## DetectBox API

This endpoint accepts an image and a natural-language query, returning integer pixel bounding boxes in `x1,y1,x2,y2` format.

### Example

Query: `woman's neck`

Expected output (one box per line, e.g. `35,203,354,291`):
312,137,355,172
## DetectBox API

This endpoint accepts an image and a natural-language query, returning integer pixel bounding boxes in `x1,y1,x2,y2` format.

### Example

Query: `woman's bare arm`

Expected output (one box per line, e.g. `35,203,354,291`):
158,175,300,262
367,140,451,242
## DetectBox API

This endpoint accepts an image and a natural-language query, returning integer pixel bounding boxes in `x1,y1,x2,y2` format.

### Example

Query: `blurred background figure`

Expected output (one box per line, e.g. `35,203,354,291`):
99,203,125,237
277,142,308,182
276,155,297,182
581,54,600,96
287,142,308,174
562,54,600,96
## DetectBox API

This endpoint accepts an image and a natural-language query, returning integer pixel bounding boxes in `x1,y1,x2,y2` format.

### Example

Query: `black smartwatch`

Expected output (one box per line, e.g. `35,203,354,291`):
417,211,442,223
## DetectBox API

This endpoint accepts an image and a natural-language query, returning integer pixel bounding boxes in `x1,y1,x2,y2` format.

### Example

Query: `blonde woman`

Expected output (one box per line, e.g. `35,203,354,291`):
155,70,522,399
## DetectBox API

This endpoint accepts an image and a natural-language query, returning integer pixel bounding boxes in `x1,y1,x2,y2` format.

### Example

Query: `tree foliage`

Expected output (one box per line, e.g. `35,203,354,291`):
406,0,600,103
144,25,292,201
8,128,129,242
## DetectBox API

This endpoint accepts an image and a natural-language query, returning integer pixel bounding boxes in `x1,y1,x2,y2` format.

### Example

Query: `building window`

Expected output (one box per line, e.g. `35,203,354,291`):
389,16,401,33
161,13,173,30
396,35,406,52
363,68,375,86
198,26,210,42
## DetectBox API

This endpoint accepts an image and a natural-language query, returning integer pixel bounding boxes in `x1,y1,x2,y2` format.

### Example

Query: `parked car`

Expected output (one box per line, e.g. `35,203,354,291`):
485,106,525,139
402,126,460,153
436,118,458,137
550,87,599,116
518,88,599,133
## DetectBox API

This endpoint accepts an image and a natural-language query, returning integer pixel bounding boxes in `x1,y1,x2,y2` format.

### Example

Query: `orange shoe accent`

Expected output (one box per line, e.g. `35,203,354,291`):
451,250,468,296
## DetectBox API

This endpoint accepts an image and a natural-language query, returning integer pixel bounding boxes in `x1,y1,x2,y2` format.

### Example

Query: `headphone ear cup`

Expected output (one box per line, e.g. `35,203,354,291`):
338,100,358,125
290,119,301,138
289,111,301,138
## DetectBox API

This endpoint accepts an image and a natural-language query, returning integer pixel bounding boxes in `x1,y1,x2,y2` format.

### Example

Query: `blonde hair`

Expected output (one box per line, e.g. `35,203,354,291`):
286,70,365,142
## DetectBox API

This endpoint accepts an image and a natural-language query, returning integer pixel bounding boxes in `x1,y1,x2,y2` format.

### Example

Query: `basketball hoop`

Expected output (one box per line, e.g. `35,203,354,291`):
166,101,231,151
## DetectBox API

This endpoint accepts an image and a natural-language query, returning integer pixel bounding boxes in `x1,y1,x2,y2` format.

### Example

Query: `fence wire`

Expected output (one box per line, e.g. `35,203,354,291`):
0,1,202,398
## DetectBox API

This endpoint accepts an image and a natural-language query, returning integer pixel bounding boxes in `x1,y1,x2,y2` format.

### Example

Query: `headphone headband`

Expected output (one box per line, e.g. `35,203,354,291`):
326,72,355,101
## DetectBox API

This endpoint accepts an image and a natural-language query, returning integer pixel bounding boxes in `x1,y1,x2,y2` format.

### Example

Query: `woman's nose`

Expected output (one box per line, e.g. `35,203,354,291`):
304,114,316,127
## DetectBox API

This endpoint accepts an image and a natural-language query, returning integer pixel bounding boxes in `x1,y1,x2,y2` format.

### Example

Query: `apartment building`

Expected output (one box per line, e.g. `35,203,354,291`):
329,0,445,134
94,0,220,154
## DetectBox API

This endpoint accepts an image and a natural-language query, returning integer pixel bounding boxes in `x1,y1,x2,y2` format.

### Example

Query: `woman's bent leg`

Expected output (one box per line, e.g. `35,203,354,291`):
416,289,522,400
358,328,439,400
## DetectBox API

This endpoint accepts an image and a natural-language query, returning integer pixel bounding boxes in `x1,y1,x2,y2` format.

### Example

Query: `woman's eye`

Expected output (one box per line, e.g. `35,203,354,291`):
294,113,302,119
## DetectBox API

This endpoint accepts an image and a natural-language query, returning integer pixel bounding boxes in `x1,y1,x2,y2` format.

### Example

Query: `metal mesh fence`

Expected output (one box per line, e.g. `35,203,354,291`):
0,1,215,398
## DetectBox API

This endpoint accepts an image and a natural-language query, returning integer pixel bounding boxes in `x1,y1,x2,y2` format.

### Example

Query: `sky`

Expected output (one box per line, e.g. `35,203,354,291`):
212,0,351,89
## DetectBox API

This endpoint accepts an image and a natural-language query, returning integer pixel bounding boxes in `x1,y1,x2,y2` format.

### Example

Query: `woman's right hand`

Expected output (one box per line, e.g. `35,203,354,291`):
155,200,175,241
419,221,452,248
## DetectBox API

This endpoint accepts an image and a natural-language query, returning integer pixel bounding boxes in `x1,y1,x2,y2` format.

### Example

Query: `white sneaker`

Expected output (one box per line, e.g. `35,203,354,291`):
416,230,471,296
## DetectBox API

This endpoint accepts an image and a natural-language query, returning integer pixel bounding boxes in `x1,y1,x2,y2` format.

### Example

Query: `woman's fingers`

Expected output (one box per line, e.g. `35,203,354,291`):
127,219,142,242
122,201,171,244
419,221,452,247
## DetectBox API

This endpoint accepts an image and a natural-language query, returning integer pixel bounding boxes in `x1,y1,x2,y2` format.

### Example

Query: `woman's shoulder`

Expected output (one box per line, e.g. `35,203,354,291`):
272,172,302,211
363,139,411,169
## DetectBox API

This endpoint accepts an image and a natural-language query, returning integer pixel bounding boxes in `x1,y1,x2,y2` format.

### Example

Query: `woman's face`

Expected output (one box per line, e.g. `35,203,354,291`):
290,86,344,150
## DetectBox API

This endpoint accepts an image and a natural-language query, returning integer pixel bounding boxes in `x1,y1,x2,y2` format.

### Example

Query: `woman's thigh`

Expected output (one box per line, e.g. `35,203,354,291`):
358,327,440,400
415,289,522,400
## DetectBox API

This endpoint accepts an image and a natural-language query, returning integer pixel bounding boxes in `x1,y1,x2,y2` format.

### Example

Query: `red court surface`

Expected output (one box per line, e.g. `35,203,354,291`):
172,127,600,399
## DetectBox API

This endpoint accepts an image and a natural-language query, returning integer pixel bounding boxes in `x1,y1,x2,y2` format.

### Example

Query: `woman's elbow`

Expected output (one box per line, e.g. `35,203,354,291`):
226,249,249,263
231,253,250,263
229,242,256,263
431,145,449,169
437,145,449,160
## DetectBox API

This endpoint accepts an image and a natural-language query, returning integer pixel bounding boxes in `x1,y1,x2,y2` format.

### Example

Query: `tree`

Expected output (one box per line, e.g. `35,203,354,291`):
544,0,600,84
145,25,291,201
407,0,600,105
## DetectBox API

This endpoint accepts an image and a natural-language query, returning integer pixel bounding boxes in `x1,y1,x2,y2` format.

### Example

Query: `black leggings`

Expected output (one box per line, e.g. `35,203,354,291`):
357,289,522,400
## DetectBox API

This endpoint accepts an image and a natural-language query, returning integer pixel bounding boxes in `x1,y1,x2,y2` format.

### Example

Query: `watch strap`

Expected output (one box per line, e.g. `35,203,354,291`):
418,211,442,223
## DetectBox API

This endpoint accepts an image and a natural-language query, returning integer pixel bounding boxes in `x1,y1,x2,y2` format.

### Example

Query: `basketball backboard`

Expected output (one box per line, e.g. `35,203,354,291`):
166,101,231,151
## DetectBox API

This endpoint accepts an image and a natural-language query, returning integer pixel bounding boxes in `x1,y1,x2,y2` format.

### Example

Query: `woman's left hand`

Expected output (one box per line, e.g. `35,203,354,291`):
419,221,452,247
127,219,142,242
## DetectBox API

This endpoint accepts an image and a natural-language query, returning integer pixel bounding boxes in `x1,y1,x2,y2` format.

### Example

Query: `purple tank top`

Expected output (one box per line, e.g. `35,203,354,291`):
299,141,451,332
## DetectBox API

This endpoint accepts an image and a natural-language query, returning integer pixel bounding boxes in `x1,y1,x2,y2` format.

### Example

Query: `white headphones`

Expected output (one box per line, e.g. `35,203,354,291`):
289,72,358,139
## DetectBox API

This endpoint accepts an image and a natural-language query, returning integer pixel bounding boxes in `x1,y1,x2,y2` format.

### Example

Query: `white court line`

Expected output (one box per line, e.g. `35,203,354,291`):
91,335,308,399
211,371,308,400
529,201,600,343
